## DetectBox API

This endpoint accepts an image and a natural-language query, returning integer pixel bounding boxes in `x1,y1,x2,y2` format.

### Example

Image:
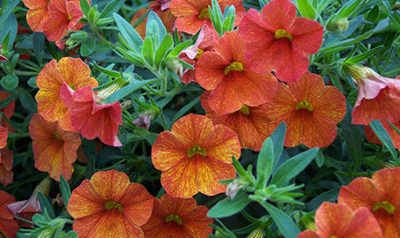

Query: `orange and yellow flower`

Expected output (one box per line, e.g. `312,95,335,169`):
0,190,19,238
338,167,400,237
238,0,323,82
0,149,13,186
142,194,213,237
22,0,50,32
265,72,346,148
35,57,98,132
365,120,400,150
29,114,81,181
196,31,278,115
44,0,85,49
201,92,279,151
67,170,154,238
297,202,382,238
152,114,241,198
170,0,245,34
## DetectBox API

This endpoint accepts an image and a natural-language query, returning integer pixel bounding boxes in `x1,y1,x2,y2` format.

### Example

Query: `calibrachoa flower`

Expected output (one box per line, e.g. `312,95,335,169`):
297,202,382,238
22,0,50,32
338,167,400,237
347,65,400,125
170,0,245,35
196,31,278,114
44,0,85,49
265,72,346,148
238,0,323,82
60,83,123,147
0,149,13,186
0,190,19,238
0,92,15,150
0,127,6,150
67,170,154,238
142,194,213,237
365,120,400,150
180,24,219,84
29,114,81,181
152,114,241,198
35,57,98,132
201,92,279,151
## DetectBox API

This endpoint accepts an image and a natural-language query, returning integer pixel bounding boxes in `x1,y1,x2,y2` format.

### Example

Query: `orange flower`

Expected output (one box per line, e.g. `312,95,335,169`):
0,127,6,150
142,194,213,237
0,149,13,186
35,57,98,131
152,114,241,198
339,167,400,237
265,72,346,148
365,120,400,150
0,190,19,238
0,92,15,149
131,2,176,39
44,0,85,49
238,0,323,82
196,31,278,114
29,114,81,181
67,170,154,238
170,0,245,34
22,0,50,32
297,202,382,238
201,92,279,151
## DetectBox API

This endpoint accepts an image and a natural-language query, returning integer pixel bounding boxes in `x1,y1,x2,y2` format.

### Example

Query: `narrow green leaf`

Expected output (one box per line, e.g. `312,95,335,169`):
271,148,319,187
260,202,300,238
146,11,167,46
207,192,251,218
100,0,124,18
256,138,274,189
336,0,362,18
270,123,287,164
37,192,56,219
297,0,316,19
344,45,384,64
370,120,398,159
167,39,193,58
113,13,143,52
59,176,72,206
155,35,174,67
80,37,96,57
142,38,155,65
80,0,90,17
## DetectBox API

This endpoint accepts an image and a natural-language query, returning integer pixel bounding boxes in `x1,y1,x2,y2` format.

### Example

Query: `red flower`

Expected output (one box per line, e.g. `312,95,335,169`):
338,167,400,237
238,0,323,82
201,92,279,151
170,0,245,34
365,120,400,150
22,0,50,32
0,149,13,186
180,24,219,84
0,127,6,150
347,65,400,125
44,0,85,49
0,92,15,150
196,31,278,114
0,191,19,238
60,83,123,147
152,114,241,198
29,114,81,181
142,194,213,237
265,72,346,148
67,170,154,238
297,202,382,238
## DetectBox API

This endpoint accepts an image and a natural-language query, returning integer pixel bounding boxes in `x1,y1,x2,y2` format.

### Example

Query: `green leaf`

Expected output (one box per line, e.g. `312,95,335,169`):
297,0,316,19
17,88,37,112
270,123,287,164
270,148,319,187
207,192,251,218
59,176,72,207
37,192,56,219
167,39,193,58
99,0,124,18
142,38,155,65
80,37,96,57
155,35,174,67
232,156,247,178
344,45,384,64
259,202,300,238
380,0,400,31
171,97,200,122
113,13,143,52
80,0,90,17
370,120,398,160
336,0,362,18
146,11,167,46
256,138,274,189
0,74,18,90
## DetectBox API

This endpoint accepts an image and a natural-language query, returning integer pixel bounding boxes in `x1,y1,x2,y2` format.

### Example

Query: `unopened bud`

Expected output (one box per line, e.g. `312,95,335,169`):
327,17,349,32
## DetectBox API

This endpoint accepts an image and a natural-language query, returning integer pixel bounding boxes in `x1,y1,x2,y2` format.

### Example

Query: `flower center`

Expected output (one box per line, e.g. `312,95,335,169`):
104,200,124,213
187,145,207,158
165,214,183,225
198,8,210,19
372,201,396,214
224,61,244,75
296,100,313,112
53,132,62,140
330,236,338,238
274,29,292,40
195,48,204,60
240,105,250,116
